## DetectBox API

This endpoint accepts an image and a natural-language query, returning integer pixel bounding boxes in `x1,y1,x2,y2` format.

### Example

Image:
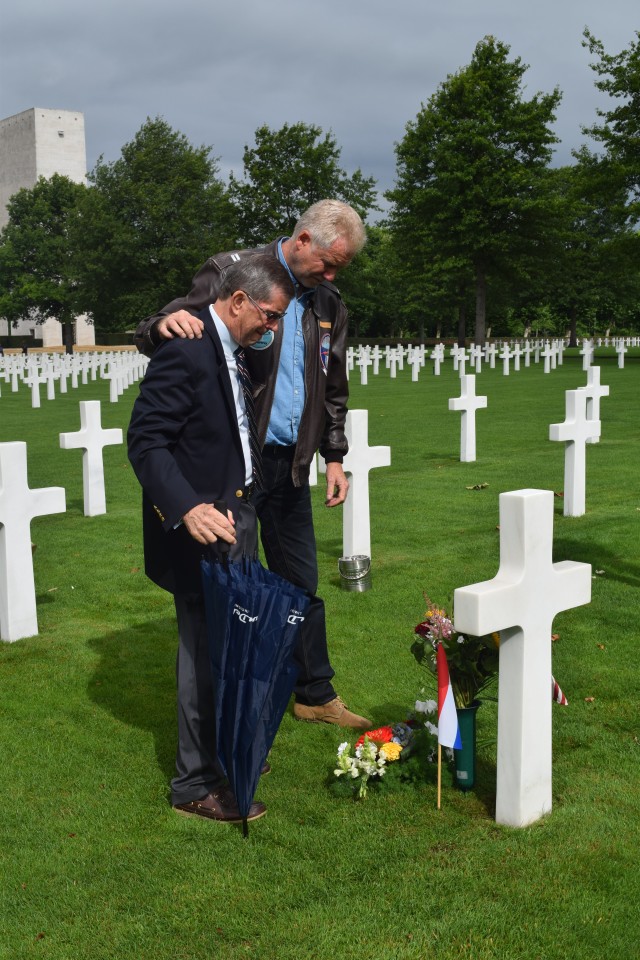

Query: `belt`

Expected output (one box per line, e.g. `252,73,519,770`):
262,444,295,460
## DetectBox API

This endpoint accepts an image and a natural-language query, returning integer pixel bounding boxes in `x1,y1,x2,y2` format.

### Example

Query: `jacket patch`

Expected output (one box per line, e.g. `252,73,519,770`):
250,329,274,351
320,332,330,375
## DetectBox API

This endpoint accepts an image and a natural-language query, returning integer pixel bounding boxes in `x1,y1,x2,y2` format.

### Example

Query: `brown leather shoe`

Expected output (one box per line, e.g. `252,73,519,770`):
173,785,266,824
293,696,371,730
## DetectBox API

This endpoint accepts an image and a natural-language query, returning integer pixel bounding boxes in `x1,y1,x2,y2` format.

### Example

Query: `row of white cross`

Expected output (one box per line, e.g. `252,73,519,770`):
347,336,633,384
0,401,123,642
448,367,610,517
0,351,148,406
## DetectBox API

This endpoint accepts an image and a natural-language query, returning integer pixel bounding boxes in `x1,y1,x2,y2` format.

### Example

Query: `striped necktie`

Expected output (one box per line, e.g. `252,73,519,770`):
234,348,263,490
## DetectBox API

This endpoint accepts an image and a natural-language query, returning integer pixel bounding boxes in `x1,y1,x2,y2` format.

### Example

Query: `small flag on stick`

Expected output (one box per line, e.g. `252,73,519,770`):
552,675,568,706
437,643,462,749
436,642,462,809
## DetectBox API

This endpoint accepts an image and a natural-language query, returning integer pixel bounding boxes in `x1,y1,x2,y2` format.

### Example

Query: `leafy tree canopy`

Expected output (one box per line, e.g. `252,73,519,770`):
387,35,561,343
582,28,640,216
0,173,86,327
70,117,235,332
228,122,378,247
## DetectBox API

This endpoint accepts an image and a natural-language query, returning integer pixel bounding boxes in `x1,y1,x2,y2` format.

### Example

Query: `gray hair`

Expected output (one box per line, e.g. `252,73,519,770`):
291,200,367,254
218,254,295,303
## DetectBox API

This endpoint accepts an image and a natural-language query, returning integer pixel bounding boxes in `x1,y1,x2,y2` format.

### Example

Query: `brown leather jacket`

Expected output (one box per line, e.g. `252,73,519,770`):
134,239,349,486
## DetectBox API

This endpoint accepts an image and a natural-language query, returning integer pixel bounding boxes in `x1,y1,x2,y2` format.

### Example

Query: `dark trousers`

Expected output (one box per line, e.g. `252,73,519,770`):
171,502,257,805
252,446,336,706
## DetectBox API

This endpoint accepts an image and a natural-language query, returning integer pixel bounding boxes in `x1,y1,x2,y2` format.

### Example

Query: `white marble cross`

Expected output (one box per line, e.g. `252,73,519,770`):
484,343,497,369
453,489,591,827
580,366,609,445
371,345,382,375
0,442,66,641
448,374,487,462
358,354,370,386
24,364,45,408
512,343,522,372
59,401,123,516
341,410,391,556
580,339,594,371
469,344,483,374
549,389,600,516
615,340,627,369
431,344,444,375
500,343,513,376
541,342,555,373
43,363,57,401
320,410,391,559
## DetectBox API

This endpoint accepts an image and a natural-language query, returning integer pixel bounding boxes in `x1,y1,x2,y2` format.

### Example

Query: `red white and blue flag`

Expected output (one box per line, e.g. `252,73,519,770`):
437,643,462,750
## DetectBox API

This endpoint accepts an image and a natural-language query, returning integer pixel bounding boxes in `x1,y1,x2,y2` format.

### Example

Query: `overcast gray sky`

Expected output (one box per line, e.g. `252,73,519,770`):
1,0,637,209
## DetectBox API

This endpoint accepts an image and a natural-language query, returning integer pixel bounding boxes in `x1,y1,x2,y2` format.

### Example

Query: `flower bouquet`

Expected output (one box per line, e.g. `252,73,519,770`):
412,596,500,708
332,702,452,799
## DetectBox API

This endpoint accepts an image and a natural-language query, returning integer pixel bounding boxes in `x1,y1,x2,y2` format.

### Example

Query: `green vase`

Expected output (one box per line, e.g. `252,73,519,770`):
454,701,480,791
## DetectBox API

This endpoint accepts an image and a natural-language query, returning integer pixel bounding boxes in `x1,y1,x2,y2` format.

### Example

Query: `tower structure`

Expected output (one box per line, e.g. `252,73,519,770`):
0,108,93,344
0,108,86,230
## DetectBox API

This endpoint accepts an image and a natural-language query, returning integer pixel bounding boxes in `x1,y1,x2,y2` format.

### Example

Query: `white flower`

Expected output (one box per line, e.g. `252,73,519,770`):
425,721,438,737
457,634,466,644
415,698,437,715
337,741,349,756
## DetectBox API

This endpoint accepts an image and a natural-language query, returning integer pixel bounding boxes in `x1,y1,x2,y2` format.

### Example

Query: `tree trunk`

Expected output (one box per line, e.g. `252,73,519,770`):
457,302,466,347
63,322,74,355
568,306,578,348
474,267,486,346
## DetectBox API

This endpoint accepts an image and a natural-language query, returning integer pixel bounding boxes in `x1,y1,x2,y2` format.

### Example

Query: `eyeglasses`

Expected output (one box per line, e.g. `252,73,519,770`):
242,292,286,324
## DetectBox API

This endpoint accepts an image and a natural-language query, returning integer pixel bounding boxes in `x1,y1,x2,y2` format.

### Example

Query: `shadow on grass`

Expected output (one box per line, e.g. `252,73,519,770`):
554,537,640,587
87,617,177,789
315,537,343,561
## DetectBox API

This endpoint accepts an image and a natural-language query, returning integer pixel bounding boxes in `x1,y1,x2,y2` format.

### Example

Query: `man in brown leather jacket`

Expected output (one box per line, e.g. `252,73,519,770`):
134,200,371,729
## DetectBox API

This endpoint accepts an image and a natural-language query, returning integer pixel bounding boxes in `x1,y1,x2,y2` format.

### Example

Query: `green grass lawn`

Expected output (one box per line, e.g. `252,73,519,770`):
1,349,639,959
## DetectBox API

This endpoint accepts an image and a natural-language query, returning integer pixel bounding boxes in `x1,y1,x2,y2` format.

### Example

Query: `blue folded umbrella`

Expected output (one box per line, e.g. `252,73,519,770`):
201,552,310,836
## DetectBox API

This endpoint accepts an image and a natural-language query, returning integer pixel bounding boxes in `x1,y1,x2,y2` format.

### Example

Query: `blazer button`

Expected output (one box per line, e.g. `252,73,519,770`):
235,489,243,498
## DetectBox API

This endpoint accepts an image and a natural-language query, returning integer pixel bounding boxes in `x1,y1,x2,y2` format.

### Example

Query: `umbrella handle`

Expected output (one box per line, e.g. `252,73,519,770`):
211,499,230,565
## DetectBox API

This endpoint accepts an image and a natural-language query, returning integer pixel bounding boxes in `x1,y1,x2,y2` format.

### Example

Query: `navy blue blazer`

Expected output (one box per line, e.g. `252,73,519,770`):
127,307,247,595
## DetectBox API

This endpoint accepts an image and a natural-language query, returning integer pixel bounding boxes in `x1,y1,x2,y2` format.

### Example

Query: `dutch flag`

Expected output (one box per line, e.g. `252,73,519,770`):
437,642,462,750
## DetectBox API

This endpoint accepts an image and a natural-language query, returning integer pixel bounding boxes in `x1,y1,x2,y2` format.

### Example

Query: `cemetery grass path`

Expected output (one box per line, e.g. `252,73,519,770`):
0,350,639,960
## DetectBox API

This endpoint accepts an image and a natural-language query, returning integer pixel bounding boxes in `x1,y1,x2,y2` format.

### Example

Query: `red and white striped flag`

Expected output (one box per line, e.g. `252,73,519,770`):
552,675,568,706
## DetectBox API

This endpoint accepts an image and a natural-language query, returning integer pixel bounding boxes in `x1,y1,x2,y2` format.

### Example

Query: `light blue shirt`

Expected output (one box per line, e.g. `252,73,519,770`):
264,239,312,446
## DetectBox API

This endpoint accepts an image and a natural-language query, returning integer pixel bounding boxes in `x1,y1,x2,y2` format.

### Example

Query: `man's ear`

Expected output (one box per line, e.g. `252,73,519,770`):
229,290,245,314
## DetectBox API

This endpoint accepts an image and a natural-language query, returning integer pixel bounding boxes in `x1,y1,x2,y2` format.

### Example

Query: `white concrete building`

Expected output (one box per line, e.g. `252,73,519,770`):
0,108,93,345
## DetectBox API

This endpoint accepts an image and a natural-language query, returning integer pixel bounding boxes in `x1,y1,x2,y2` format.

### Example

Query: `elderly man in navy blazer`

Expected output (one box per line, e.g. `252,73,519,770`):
128,254,294,825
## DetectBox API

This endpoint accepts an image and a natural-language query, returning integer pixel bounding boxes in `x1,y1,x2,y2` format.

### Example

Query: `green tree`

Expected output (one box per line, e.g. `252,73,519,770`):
547,156,638,344
582,28,640,219
336,225,402,338
0,173,86,332
387,36,561,344
70,117,235,333
228,122,378,247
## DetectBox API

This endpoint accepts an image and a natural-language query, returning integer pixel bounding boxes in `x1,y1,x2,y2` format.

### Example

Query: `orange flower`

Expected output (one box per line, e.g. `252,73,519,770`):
355,726,394,749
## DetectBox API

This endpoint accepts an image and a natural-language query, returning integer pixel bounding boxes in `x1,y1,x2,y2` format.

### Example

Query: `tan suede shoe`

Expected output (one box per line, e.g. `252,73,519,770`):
293,696,371,730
